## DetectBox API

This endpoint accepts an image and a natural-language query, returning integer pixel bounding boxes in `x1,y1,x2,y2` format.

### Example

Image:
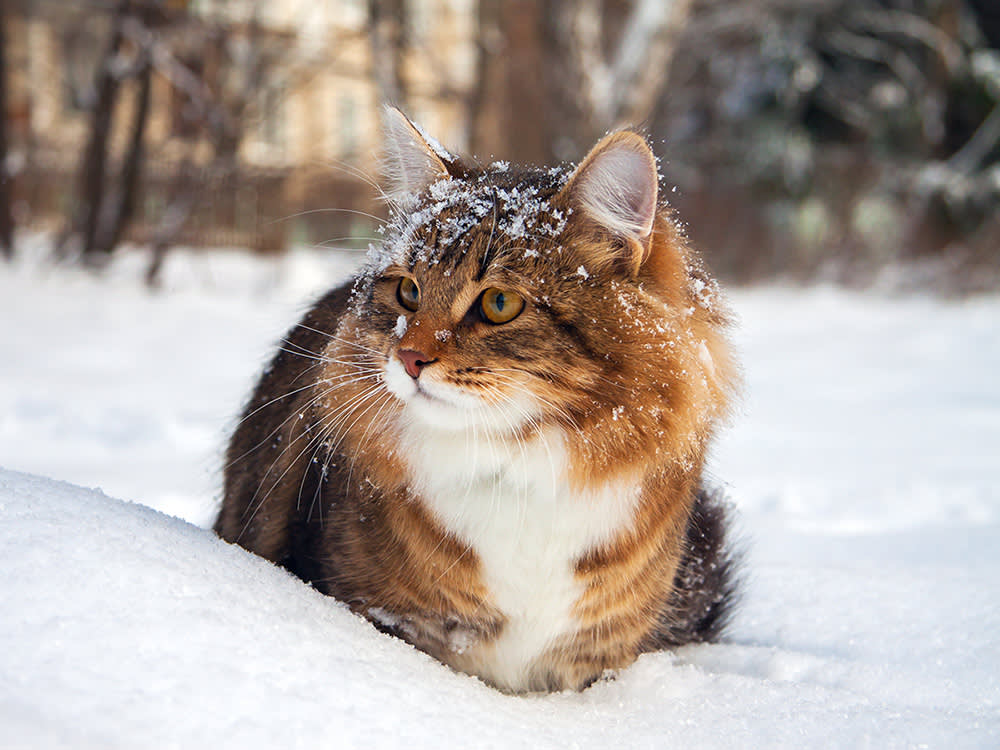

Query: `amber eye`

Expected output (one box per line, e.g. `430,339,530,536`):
480,288,524,324
396,277,420,311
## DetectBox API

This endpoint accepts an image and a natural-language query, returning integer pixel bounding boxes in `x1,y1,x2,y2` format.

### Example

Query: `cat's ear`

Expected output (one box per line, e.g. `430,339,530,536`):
381,106,453,200
561,130,659,274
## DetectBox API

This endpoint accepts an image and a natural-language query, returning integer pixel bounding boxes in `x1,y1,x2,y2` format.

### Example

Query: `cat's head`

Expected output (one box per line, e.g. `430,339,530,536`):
332,108,737,478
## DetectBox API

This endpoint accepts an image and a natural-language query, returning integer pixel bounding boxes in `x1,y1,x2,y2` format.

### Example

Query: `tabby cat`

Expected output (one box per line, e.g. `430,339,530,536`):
215,108,741,693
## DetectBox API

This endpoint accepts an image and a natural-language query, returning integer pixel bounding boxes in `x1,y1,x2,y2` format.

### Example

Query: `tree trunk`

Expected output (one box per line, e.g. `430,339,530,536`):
539,0,589,161
368,0,407,107
0,0,14,260
62,0,129,262
464,0,500,157
94,53,152,256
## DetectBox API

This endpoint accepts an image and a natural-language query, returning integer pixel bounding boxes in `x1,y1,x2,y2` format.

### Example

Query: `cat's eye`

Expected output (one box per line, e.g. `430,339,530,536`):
396,277,420,311
480,288,524,324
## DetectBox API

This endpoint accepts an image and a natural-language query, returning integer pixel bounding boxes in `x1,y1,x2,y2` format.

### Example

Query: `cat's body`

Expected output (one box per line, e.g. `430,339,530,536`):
215,110,741,693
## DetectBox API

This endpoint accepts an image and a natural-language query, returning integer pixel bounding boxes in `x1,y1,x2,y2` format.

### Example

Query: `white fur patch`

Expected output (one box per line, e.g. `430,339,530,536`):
383,358,642,692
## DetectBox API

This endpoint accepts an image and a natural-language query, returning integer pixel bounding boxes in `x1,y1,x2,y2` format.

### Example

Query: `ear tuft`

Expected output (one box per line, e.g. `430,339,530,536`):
381,106,452,201
565,131,659,241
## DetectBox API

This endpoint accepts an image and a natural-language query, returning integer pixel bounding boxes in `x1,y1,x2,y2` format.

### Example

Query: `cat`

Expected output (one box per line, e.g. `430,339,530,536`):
215,107,742,694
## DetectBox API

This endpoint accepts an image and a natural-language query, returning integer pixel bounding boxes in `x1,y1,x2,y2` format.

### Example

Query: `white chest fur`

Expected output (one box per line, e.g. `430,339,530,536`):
396,419,642,691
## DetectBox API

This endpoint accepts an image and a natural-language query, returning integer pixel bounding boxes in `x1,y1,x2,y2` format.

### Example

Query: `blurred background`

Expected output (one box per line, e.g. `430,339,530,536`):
2,0,998,292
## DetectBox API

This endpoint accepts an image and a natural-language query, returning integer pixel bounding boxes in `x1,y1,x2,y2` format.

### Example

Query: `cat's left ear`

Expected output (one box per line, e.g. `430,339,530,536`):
381,106,455,201
561,130,659,275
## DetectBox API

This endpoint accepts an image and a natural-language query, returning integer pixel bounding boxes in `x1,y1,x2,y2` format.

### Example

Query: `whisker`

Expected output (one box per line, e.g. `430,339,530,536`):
226,368,384,471
342,391,398,488
293,325,385,357
235,377,388,534
309,156,405,224
431,542,475,587
314,236,383,248
266,207,387,226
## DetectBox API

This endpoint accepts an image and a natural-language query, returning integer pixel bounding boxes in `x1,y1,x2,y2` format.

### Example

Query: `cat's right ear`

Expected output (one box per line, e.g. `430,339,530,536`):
381,106,453,201
561,130,660,276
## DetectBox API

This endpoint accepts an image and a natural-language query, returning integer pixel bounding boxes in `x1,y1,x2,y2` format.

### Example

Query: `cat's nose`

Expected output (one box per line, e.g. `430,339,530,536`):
397,349,436,379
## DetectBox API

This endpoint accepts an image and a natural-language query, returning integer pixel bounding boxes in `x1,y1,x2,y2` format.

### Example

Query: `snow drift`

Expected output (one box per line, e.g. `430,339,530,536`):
3,466,997,749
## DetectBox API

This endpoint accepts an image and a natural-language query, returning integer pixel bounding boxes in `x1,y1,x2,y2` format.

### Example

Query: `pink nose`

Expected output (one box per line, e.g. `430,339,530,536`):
397,349,435,379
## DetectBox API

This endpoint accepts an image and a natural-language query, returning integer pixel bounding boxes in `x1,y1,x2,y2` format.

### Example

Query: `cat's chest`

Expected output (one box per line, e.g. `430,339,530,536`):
397,424,642,690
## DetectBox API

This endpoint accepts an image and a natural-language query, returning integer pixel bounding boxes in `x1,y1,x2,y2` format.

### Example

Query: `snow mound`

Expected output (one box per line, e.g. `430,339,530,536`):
2,467,998,749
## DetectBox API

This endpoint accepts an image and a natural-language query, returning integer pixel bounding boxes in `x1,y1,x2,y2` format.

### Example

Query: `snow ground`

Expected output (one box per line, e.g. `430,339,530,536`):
1,238,998,748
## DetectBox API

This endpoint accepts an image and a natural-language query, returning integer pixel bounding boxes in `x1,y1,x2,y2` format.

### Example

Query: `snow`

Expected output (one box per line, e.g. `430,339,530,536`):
394,314,408,338
1,237,999,748
368,165,572,284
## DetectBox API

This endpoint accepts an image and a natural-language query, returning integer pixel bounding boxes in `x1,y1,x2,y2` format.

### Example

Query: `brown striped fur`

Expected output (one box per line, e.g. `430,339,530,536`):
215,110,741,693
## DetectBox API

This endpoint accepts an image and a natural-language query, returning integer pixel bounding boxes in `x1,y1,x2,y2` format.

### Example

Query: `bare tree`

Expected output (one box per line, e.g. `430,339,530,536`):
45,0,293,280
537,0,695,157
564,0,694,133
139,5,289,285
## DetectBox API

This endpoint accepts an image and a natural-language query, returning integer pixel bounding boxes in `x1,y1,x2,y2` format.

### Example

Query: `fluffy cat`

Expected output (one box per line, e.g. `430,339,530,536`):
215,108,742,693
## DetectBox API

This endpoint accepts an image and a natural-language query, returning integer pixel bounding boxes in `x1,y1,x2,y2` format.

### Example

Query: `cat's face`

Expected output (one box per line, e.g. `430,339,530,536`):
349,169,600,434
